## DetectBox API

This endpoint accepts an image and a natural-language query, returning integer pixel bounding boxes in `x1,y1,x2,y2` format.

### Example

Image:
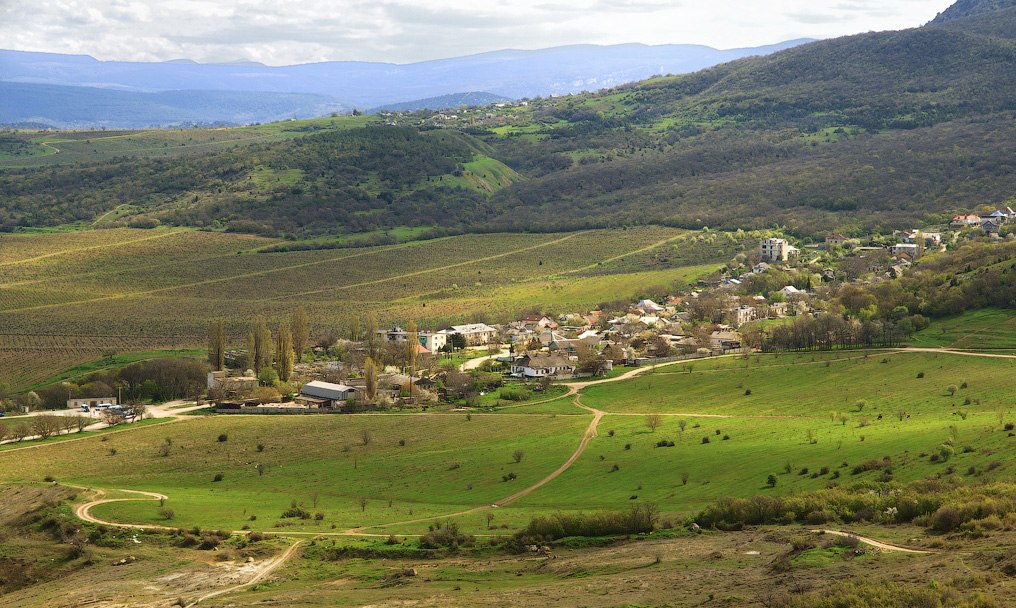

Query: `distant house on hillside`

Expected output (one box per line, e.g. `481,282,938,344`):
950,214,981,229
760,238,799,263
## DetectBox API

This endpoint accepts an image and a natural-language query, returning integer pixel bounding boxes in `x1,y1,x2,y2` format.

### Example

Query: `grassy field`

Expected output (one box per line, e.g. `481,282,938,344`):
0,117,378,168
3,351,1015,539
580,350,1016,417
909,308,1016,349
0,225,735,391
2,351,1016,606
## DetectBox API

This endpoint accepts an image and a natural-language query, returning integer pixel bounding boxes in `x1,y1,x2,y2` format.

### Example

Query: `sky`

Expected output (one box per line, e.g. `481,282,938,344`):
0,0,958,66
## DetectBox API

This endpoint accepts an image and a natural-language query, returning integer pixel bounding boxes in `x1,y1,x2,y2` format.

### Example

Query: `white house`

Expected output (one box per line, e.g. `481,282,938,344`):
378,327,447,352
510,353,576,378
779,285,803,299
439,323,498,345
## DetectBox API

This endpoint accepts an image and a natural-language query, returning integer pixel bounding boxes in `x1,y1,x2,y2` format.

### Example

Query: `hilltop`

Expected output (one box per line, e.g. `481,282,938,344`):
931,0,1016,22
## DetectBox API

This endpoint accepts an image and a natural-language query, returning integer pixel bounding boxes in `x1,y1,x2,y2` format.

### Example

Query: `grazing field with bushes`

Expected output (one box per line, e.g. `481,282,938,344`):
0,225,734,391
3,350,1016,606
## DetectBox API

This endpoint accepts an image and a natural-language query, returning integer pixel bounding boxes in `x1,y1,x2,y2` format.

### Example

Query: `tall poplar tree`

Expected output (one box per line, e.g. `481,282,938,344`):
207,318,225,371
292,307,309,363
275,320,294,382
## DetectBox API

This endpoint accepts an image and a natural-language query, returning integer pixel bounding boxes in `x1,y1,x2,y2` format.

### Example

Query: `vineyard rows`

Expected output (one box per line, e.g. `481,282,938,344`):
0,226,736,391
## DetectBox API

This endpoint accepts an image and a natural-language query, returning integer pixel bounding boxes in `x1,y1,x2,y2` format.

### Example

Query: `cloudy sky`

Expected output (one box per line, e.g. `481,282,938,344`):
0,0,956,66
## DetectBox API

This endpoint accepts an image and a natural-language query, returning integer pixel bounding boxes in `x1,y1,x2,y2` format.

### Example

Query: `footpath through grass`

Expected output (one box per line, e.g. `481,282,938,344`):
0,413,590,534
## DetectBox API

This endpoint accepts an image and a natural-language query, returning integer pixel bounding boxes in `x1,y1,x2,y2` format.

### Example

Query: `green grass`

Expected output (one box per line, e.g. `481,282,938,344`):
579,351,1015,417
510,412,1003,517
4,350,1016,539
1,413,590,533
909,308,1016,349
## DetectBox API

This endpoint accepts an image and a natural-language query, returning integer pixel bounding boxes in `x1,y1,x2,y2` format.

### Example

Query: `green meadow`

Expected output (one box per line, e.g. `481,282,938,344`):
3,351,1015,540
580,351,1016,417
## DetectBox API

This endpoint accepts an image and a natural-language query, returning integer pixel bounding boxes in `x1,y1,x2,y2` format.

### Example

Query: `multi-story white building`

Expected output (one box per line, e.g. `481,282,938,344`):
760,238,799,262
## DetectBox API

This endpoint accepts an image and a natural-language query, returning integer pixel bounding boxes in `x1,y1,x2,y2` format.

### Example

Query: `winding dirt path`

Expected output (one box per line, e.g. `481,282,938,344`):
816,529,932,554
184,540,303,608
73,488,170,530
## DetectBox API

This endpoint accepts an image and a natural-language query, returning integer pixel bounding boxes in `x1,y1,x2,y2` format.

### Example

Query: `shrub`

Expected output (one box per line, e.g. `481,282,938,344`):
851,457,891,475
917,372,925,378
218,433,228,442
256,443,265,452
419,521,474,549
213,473,224,482
701,436,710,444
933,505,961,532
159,508,175,520
281,506,311,519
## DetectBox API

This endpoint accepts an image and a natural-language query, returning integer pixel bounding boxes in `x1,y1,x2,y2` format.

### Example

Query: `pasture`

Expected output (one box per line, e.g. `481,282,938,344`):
0,226,736,391
2,351,1015,540
579,350,1016,417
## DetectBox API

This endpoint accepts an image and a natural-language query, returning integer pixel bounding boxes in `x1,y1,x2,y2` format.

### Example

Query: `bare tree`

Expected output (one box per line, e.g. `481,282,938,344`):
360,429,372,445
645,414,662,432
100,410,125,428
358,496,368,512
74,415,91,432
0,422,8,443
11,421,31,442
128,403,147,422
512,449,524,463
33,415,61,439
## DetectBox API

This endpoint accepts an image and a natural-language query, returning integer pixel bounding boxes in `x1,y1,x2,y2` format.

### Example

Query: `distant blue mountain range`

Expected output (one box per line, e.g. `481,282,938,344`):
0,41,814,128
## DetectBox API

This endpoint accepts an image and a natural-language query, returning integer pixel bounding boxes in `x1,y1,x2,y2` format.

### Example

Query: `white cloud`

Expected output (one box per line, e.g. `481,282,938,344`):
0,0,957,65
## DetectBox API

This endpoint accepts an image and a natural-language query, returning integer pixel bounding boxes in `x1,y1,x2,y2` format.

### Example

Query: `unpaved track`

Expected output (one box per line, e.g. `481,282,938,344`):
184,540,302,607
816,529,932,554
73,488,171,530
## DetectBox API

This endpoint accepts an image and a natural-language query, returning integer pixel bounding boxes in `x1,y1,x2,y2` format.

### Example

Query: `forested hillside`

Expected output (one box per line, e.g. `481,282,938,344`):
5,3,1016,239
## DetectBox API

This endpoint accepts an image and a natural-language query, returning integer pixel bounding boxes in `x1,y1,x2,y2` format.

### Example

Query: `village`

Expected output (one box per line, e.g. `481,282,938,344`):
203,208,1015,416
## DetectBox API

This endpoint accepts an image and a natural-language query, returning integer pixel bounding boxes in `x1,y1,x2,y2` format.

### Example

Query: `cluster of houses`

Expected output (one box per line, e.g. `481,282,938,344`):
948,208,1016,233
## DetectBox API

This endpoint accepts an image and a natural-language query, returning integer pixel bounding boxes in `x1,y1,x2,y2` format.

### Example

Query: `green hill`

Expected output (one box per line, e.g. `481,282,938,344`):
7,0,1016,239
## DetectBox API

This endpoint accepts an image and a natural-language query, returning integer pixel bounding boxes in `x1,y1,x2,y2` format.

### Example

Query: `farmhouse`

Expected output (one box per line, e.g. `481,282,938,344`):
296,381,358,408
510,353,576,378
